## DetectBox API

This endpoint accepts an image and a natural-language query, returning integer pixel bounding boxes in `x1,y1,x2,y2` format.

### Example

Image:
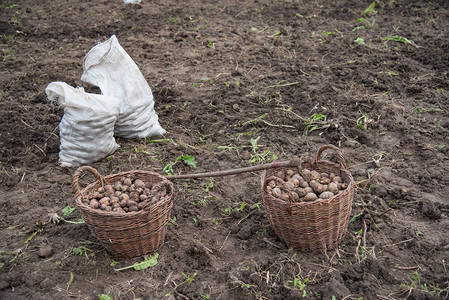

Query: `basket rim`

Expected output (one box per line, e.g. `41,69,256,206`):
74,169,174,217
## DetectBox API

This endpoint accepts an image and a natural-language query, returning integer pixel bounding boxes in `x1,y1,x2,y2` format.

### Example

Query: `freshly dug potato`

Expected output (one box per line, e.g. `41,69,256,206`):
266,167,349,203
85,177,169,213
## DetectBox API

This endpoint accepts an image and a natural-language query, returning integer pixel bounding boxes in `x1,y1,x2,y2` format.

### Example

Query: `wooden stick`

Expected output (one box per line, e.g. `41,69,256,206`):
166,157,301,180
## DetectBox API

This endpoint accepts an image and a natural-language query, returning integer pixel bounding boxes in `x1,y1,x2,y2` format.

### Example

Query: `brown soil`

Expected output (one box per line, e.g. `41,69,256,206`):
1,0,449,299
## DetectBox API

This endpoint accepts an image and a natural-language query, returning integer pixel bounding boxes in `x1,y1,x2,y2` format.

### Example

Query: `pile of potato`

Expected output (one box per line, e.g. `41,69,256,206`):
82,175,167,213
266,168,348,202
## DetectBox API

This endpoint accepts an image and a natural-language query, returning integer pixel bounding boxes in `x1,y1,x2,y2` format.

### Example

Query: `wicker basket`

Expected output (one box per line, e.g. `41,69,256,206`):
261,145,354,252
72,166,174,259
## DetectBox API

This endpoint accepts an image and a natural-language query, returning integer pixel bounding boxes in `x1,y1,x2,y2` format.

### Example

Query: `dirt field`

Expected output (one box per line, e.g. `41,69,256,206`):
1,0,449,299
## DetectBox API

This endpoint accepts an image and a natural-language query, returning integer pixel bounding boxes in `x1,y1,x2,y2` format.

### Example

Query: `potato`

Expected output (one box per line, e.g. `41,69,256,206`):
328,182,339,194
134,179,145,189
295,187,307,197
89,199,100,209
120,193,130,202
123,178,132,186
99,197,110,205
309,170,321,181
319,191,334,199
272,187,282,198
280,193,289,201
110,197,120,204
301,169,311,181
333,176,342,183
304,193,317,202
114,182,122,191
127,200,138,207
291,191,299,201
341,182,348,189
289,178,300,188
139,194,148,201
320,177,331,185
129,206,139,212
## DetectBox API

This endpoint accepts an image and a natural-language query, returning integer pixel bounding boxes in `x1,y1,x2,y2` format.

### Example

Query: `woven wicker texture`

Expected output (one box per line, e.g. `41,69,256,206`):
261,145,354,252
73,166,174,259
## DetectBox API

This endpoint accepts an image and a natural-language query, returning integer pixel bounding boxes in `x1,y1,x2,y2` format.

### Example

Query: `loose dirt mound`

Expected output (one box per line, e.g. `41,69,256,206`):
1,0,448,299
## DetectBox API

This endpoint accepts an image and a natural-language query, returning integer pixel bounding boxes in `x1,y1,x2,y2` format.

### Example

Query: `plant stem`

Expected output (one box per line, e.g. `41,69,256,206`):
167,158,300,180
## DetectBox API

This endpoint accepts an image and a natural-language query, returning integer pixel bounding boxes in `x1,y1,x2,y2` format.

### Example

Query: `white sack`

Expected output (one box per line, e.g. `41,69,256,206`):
45,82,120,167
81,35,166,139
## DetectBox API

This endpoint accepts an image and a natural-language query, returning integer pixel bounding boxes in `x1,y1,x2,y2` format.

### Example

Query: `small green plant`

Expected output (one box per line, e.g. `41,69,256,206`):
356,114,373,130
247,136,278,164
114,253,159,271
72,246,92,258
165,272,197,297
221,207,232,216
354,37,365,45
413,106,425,117
168,216,177,226
24,219,45,244
192,77,211,87
204,178,214,192
163,155,198,175
400,271,447,297
237,202,246,212
303,114,330,136
362,2,377,15
98,294,112,300
67,272,74,290
384,36,412,45
415,230,423,237
207,40,214,48
289,274,309,297
62,205,76,216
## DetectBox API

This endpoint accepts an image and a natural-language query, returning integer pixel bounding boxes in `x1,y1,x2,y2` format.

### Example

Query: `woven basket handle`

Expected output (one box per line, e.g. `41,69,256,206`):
72,166,106,200
314,145,348,170
266,176,294,214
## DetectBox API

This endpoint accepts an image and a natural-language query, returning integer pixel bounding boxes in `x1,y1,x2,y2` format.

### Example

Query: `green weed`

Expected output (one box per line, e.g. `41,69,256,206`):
72,246,92,258
303,114,330,136
356,114,373,130
400,271,447,298
204,178,214,192
114,253,159,271
289,274,309,297
362,2,377,15
384,36,412,45
354,37,365,45
163,155,198,175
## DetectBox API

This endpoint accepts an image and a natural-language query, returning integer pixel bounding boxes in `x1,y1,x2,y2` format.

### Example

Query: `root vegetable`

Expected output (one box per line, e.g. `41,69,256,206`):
319,191,334,199
328,182,339,194
310,170,321,181
134,179,145,189
304,193,317,202
90,199,100,209
127,200,138,207
129,206,139,212
272,187,282,198
99,197,110,204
